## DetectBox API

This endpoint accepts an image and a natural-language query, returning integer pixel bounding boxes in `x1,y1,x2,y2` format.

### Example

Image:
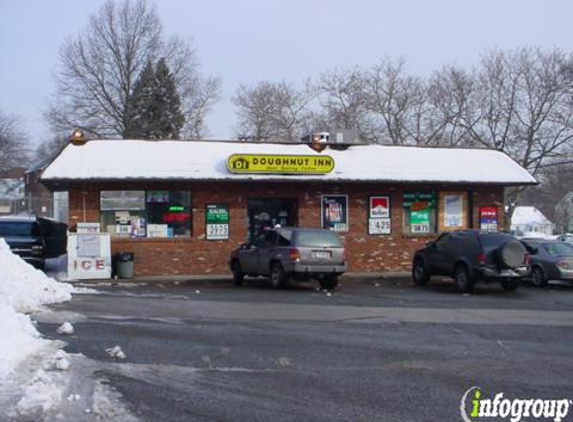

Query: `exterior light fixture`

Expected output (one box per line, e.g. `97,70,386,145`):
70,129,87,146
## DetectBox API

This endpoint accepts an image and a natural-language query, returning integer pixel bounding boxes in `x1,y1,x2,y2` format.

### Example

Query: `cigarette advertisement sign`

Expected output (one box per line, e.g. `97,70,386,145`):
228,154,334,175
480,206,498,231
206,203,229,240
411,209,431,233
322,195,348,232
369,196,391,234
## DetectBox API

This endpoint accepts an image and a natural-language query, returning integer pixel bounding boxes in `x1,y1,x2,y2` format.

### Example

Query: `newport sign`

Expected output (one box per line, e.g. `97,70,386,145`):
227,154,335,175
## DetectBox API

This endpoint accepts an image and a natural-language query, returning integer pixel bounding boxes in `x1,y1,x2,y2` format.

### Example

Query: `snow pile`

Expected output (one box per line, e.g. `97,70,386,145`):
105,345,126,359
16,369,63,416
56,321,75,335
0,238,75,378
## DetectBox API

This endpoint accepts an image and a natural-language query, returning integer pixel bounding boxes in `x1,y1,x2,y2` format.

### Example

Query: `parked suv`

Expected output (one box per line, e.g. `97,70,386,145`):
412,230,530,292
0,216,67,270
230,227,347,290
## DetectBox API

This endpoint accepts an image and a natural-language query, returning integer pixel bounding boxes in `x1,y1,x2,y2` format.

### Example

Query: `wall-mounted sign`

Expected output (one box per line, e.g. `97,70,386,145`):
370,196,390,218
369,196,391,234
369,218,391,235
227,154,334,175
411,209,431,233
444,194,464,228
206,203,229,240
480,206,498,231
322,195,348,232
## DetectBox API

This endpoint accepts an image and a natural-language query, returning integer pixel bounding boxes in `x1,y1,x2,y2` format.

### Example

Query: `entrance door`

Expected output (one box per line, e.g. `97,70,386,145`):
247,198,298,239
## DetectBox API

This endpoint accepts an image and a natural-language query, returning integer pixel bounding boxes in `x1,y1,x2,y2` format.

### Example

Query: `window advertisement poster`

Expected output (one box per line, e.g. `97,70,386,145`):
444,194,464,228
480,206,499,231
369,196,391,234
206,204,230,240
322,195,349,232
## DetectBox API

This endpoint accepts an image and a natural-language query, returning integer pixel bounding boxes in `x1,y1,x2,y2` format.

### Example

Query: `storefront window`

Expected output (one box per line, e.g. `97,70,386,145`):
99,190,191,238
147,191,191,237
402,192,437,234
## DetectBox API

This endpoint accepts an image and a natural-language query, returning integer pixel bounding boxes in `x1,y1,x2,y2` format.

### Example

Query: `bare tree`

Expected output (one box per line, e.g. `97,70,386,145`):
313,68,377,142
467,48,573,220
232,80,314,141
0,108,29,172
363,58,428,145
45,0,220,139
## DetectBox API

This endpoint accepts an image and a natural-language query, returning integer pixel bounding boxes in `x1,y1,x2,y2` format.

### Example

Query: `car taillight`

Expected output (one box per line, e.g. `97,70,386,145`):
557,260,572,270
523,253,530,265
477,253,486,264
289,248,300,261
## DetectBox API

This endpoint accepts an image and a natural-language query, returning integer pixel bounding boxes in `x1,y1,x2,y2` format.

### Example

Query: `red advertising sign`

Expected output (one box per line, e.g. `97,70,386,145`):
479,206,498,231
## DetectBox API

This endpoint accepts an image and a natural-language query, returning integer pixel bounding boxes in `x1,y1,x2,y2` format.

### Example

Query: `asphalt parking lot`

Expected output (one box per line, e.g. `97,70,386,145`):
37,277,573,422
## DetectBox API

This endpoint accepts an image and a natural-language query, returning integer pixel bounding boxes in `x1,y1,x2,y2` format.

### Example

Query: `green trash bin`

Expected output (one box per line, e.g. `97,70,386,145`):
114,252,134,279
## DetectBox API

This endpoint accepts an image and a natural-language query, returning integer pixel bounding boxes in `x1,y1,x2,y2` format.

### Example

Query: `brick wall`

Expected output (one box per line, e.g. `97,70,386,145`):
68,181,505,276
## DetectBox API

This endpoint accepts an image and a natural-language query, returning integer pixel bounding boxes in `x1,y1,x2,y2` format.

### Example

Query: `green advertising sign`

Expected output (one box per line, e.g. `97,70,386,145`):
206,204,229,240
402,192,436,208
410,209,431,233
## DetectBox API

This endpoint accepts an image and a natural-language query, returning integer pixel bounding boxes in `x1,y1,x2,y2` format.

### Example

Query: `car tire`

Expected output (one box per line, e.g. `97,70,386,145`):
531,266,548,288
412,258,430,286
319,275,339,291
454,265,474,293
231,260,245,286
269,262,288,289
501,279,519,291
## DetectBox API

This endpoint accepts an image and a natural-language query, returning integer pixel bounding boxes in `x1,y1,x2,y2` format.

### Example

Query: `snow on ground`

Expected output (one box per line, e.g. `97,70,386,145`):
0,238,74,378
0,238,139,421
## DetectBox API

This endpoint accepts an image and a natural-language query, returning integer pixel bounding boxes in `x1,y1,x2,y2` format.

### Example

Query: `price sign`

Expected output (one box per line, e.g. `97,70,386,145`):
369,218,391,235
206,204,229,240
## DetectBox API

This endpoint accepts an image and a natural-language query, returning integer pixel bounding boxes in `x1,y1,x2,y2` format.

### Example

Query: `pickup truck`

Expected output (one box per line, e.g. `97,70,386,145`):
0,216,67,270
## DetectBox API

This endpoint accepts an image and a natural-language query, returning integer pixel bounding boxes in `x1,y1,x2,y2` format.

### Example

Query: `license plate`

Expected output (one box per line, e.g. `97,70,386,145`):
312,251,331,259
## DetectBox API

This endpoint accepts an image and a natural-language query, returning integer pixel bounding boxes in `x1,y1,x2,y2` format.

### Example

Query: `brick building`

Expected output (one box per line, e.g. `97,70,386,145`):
40,139,536,276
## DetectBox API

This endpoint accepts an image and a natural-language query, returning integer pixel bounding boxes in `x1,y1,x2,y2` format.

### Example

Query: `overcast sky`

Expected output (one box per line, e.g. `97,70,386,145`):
1,0,572,146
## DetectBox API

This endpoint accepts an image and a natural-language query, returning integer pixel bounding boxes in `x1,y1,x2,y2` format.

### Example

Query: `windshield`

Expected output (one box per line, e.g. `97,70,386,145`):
295,230,343,247
542,242,573,256
0,222,36,237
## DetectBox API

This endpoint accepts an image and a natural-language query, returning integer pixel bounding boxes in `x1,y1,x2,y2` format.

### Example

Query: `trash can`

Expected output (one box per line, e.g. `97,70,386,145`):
114,252,134,279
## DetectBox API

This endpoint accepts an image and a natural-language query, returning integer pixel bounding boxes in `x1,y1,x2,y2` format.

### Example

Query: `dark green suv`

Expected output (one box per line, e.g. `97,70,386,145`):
412,230,530,293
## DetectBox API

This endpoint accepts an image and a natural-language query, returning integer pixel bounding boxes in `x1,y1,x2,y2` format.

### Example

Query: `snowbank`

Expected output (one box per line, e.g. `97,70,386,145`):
0,239,75,378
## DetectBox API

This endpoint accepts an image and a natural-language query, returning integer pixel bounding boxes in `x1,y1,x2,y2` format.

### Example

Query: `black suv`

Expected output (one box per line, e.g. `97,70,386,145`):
0,216,67,270
412,230,530,292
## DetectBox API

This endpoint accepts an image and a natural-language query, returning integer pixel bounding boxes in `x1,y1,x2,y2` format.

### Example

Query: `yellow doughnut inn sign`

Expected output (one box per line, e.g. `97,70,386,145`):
227,154,335,175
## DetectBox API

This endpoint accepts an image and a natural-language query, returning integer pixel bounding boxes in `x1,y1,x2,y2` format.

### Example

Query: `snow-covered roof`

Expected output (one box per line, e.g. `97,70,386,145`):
511,206,553,226
41,139,537,185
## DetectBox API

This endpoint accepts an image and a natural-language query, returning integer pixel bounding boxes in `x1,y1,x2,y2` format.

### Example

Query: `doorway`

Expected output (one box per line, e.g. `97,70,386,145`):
247,198,298,239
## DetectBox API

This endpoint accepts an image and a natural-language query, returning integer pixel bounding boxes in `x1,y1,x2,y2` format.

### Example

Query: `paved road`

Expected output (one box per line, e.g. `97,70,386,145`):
37,278,573,422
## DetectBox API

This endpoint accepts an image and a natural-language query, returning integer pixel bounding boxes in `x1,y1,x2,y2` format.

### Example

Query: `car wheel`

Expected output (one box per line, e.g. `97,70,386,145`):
412,258,430,286
319,275,339,291
531,266,548,288
269,262,288,289
501,279,519,291
231,260,245,286
454,265,474,293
